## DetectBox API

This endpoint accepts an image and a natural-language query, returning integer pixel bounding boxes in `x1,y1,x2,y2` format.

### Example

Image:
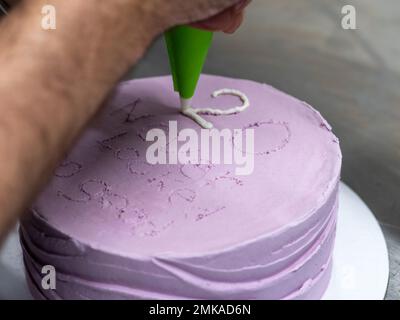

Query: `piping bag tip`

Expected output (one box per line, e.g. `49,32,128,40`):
179,96,213,129
180,97,192,111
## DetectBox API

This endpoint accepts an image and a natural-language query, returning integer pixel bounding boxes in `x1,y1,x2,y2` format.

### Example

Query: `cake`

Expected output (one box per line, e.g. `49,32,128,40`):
20,75,342,300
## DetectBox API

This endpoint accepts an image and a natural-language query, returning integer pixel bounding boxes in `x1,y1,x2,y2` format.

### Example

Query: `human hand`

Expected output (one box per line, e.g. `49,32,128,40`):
148,0,250,33
191,0,251,33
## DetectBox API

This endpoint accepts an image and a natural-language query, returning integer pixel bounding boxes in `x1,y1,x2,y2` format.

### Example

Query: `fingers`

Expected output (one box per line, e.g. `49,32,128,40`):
233,0,251,13
191,0,250,33
222,11,244,34
191,9,233,31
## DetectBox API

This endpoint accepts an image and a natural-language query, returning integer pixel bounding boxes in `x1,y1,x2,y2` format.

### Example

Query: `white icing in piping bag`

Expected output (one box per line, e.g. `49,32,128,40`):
180,89,250,129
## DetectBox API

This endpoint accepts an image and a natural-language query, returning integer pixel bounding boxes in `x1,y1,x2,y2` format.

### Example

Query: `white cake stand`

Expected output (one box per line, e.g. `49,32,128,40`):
322,183,389,300
0,182,389,300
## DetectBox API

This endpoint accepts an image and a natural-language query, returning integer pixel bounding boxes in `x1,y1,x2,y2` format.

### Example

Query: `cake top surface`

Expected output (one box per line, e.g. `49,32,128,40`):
33,75,341,257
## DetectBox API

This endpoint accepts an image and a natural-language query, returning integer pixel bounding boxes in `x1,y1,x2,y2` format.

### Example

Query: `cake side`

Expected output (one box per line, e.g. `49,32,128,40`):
21,189,337,299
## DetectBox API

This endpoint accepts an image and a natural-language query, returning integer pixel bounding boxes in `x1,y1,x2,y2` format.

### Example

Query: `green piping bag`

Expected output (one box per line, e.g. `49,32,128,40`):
164,26,213,101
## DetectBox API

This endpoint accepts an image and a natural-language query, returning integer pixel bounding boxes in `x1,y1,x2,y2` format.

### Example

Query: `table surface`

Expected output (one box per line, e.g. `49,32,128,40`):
127,0,400,299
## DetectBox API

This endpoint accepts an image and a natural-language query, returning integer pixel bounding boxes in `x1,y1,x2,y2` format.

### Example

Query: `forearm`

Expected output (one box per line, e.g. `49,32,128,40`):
0,0,241,242
0,0,161,239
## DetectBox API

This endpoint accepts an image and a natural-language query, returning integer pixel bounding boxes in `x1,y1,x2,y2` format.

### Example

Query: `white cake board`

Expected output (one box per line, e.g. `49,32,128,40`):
0,182,389,300
322,183,389,300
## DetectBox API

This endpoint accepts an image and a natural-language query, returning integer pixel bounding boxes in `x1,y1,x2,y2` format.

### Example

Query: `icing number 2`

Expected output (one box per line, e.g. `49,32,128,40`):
181,89,250,129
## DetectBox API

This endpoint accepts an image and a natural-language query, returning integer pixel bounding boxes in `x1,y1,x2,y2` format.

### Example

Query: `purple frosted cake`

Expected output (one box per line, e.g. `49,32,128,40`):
20,75,341,300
